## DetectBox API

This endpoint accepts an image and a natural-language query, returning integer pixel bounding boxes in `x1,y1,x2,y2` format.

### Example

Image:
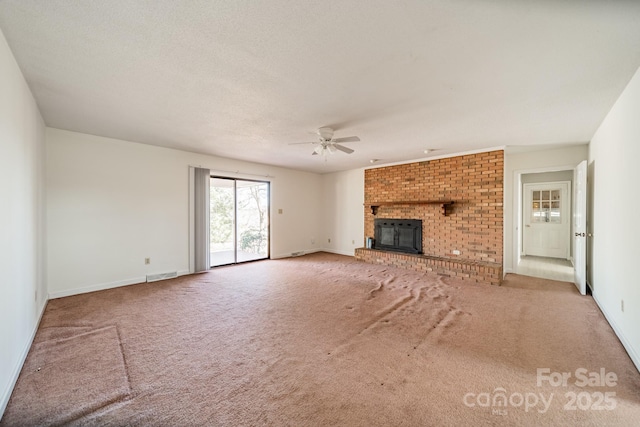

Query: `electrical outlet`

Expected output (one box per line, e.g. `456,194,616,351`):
145,257,151,265
352,240,355,244
621,299,624,312
452,250,461,255
311,238,315,244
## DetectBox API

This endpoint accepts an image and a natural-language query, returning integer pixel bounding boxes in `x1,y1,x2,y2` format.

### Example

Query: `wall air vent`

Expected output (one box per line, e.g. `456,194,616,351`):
146,271,178,283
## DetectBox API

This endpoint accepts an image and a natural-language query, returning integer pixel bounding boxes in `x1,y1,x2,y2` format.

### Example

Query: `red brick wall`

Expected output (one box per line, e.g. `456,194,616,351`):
364,150,504,264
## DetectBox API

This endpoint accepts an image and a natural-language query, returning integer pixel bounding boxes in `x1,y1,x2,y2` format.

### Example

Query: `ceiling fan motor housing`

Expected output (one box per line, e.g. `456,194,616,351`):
318,127,334,141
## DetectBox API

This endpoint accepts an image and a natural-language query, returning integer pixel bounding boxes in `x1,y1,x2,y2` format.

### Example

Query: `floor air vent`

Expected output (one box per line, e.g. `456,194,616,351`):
146,271,178,283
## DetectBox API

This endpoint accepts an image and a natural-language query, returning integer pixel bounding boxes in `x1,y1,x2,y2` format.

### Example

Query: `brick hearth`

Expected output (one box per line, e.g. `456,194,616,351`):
354,248,502,285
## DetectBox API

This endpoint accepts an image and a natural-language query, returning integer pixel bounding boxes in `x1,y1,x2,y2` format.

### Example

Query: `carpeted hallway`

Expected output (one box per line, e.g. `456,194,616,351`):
2,252,640,426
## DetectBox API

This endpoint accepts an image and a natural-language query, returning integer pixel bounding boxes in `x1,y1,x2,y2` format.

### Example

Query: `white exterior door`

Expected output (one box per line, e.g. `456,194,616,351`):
523,182,570,259
573,161,587,295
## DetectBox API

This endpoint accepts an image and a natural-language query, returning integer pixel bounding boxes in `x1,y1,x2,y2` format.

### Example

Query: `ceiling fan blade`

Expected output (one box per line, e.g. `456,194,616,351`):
333,143,354,154
289,141,317,145
332,136,360,143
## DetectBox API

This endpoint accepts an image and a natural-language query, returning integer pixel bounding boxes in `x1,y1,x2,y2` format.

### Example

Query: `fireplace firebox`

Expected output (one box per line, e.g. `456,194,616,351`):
373,219,422,254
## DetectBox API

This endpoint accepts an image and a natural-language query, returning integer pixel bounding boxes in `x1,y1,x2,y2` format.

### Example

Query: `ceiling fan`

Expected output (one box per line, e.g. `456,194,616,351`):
290,127,360,156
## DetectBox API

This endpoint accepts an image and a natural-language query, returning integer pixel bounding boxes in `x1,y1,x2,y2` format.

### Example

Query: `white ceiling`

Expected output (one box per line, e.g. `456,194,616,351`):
1,1,640,173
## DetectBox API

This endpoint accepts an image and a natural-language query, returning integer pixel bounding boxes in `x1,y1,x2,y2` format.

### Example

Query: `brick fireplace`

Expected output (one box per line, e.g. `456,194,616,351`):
355,150,504,285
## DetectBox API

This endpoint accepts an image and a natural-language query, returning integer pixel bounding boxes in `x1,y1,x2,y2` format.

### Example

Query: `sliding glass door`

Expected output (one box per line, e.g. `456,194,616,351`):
209,178,235,266
210,177,269,267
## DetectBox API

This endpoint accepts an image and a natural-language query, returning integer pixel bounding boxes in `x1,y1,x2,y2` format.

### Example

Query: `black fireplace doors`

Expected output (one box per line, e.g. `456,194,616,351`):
373,219,422,254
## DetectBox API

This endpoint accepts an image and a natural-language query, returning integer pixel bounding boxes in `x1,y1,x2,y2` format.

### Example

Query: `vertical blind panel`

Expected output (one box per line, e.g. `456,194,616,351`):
194,167,210,272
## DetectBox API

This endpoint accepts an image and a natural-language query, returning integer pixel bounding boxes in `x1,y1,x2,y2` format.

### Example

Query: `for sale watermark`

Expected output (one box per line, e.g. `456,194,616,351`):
462,368,618,416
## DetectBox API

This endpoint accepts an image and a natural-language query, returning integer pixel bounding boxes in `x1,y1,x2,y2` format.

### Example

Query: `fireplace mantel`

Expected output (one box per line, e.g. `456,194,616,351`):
365,200,454,216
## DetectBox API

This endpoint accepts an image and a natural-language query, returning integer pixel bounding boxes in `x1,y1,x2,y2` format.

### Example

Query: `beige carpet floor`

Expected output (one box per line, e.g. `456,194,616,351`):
2,252,640,426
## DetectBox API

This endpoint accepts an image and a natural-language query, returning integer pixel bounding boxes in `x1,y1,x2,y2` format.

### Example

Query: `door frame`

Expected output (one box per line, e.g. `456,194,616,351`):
512,165,577,274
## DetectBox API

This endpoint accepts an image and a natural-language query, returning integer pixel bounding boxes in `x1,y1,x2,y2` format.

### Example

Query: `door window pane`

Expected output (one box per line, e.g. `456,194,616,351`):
210,178,235,266
530,187,562,224
236,180,269,262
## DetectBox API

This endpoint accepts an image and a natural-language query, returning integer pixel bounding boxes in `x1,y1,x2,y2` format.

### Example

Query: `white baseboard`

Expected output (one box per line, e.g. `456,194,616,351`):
49,276,146,299
271,248,357,259
593,294,640,373
321,248,356,257
271,249,322,259
1,298,48,418
271,252,297,259
271,249,356,259
48,269,191,299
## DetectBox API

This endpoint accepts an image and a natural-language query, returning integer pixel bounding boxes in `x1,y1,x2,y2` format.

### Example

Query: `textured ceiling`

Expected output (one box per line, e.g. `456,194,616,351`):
1,1,640,173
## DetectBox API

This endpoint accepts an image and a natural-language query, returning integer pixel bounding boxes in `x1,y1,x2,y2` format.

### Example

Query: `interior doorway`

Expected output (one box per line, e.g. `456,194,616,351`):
210,177,270,267
515,169,574,282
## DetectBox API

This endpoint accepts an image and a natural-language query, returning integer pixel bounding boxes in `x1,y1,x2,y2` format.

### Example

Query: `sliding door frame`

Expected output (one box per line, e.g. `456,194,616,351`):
210,175,270,267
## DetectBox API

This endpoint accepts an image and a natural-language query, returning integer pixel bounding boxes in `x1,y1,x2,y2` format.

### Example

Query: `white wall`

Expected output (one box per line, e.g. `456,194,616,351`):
321,168,365,256
521,170,573,184
0,29,47,417
46,128,322,297
589,66,640,371
504,145,588,273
